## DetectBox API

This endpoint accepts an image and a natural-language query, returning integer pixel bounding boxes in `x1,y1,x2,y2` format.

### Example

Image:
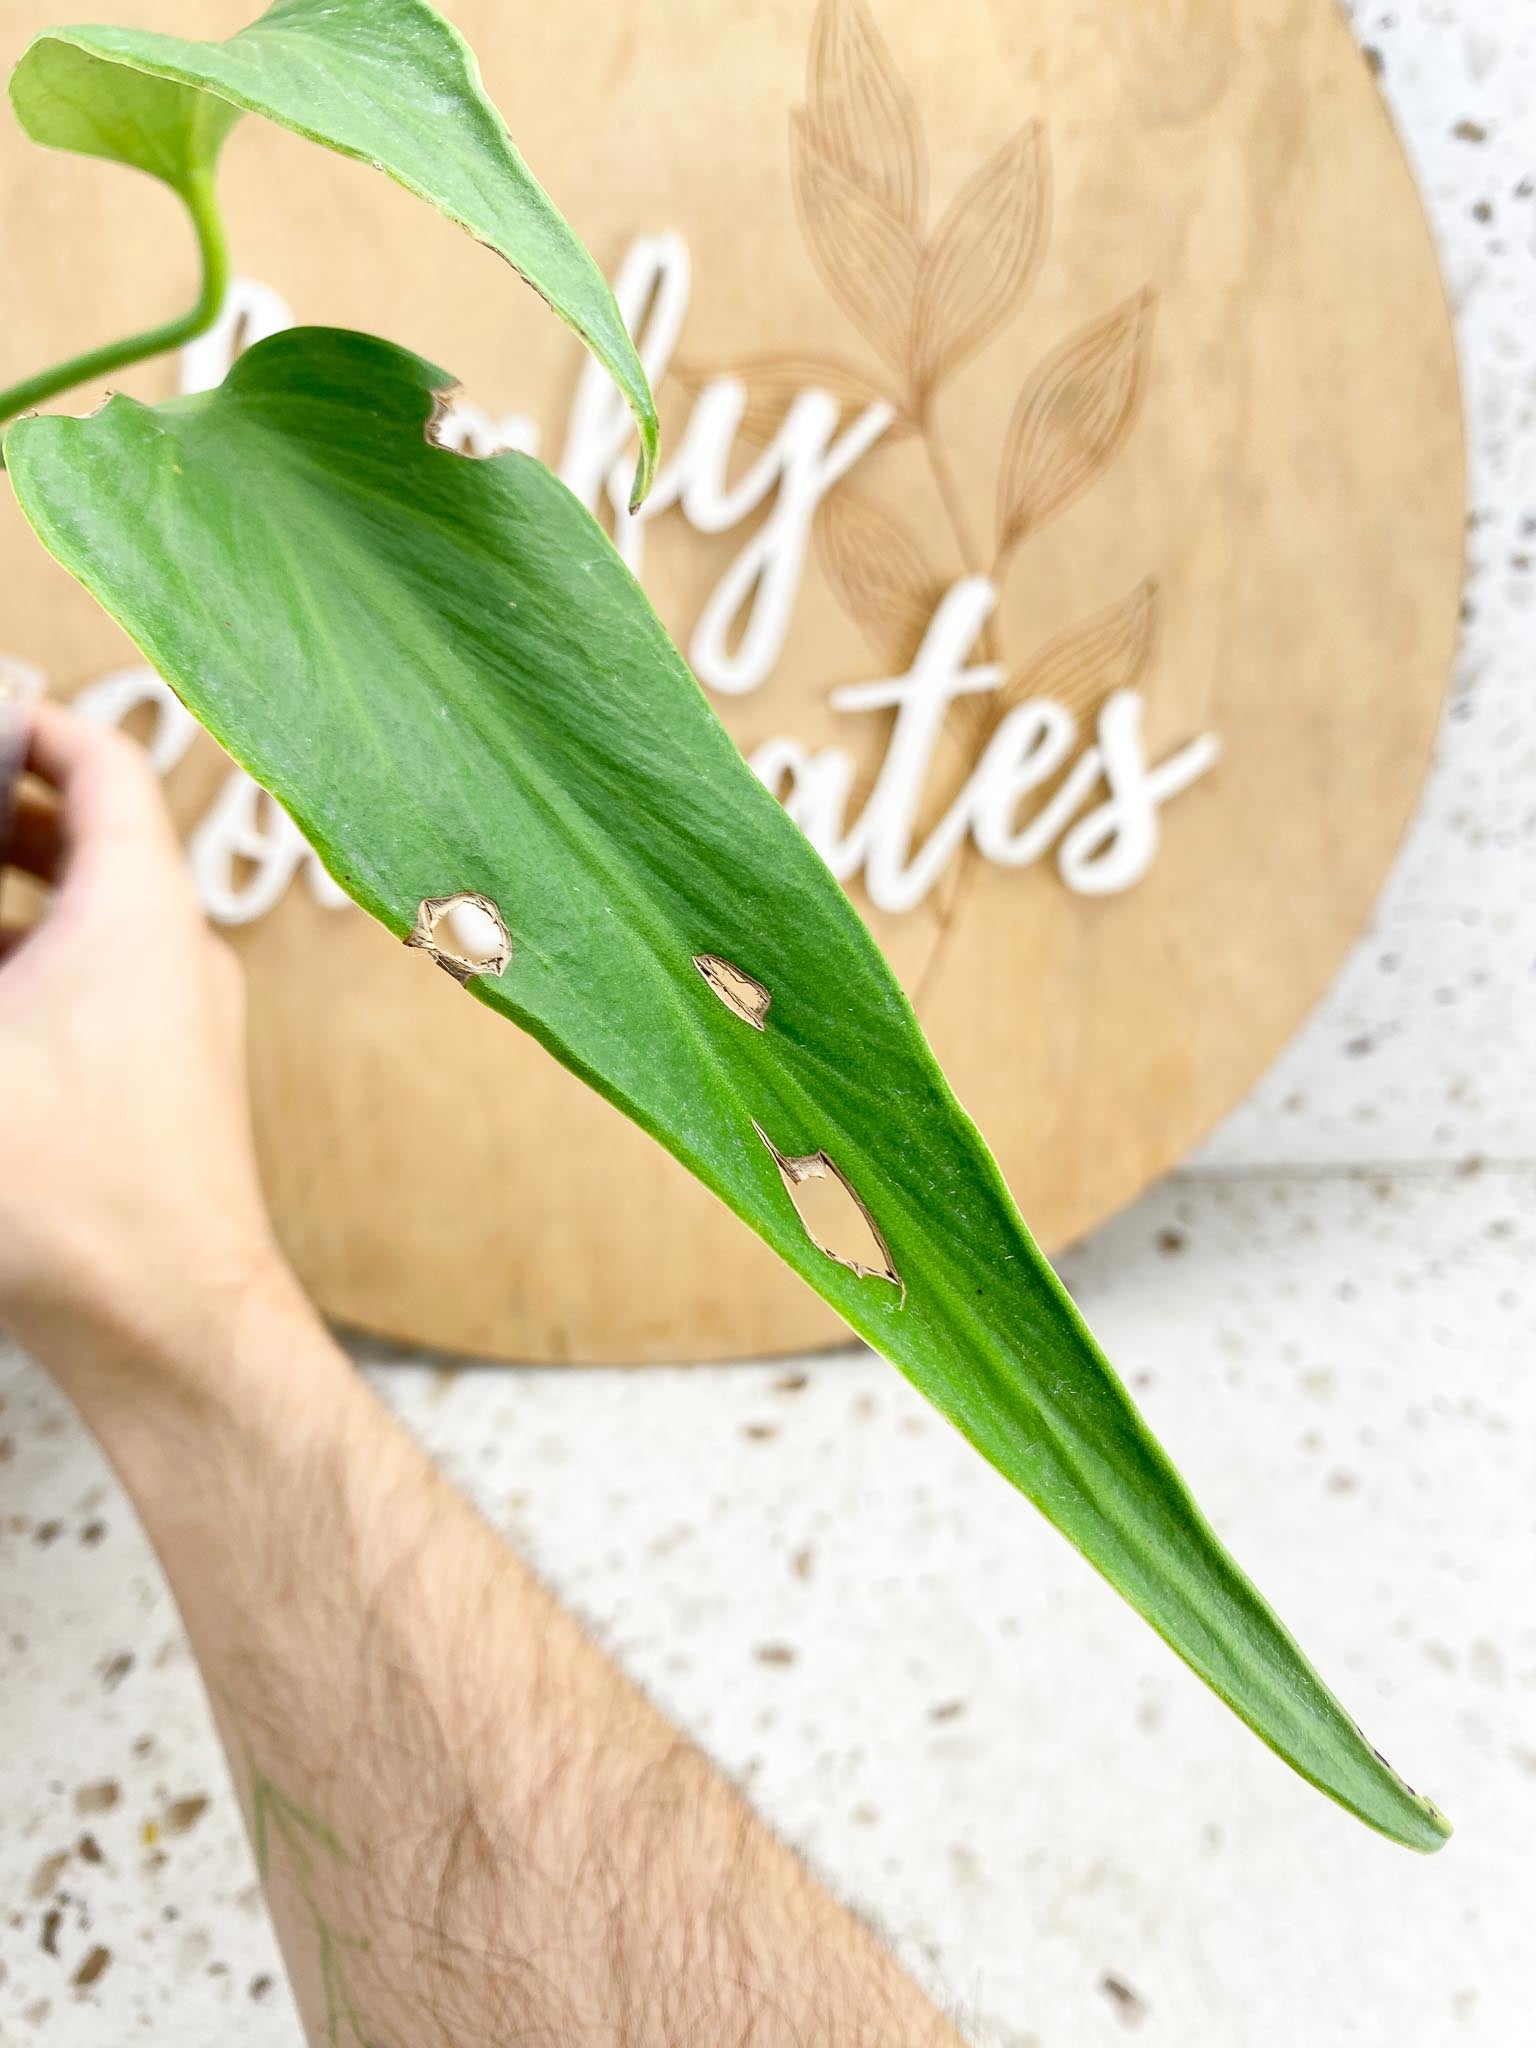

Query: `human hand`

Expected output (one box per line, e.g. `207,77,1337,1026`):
0,701,287,1411
0,719,962,2048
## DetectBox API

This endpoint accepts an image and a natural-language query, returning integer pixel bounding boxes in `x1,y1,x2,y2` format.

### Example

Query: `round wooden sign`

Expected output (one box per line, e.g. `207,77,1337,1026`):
0,0,1463,1361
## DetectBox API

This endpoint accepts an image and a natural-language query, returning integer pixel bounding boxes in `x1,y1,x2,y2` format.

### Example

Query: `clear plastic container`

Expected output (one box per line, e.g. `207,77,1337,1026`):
0,660,43,859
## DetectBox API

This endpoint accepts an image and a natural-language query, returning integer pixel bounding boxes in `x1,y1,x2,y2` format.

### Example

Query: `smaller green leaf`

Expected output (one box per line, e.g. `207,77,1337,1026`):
7,0,656,504
7,35,242,197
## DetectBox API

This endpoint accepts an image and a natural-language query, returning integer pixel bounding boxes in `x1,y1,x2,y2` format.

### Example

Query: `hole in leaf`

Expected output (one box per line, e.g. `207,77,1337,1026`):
425,387,468,455
424,386,492,458
406,892,511,984
694,953,771,1030
752,1121,902,1296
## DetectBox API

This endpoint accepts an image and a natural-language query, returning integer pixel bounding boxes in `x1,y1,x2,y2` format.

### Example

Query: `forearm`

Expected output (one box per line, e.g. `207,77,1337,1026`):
63,1271,960,2047
0,706,954,2038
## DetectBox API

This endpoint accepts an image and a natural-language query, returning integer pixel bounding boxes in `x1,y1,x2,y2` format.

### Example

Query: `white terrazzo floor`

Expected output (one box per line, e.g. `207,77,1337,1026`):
3,1,1534,2042
2,1172,1532,2044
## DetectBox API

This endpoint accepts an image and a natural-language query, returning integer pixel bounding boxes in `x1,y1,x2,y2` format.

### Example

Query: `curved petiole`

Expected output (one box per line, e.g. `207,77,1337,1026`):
0,167,228,435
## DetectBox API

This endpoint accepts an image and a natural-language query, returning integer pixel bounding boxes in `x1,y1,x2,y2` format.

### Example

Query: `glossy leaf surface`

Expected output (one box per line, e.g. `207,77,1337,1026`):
3,329,1448,1852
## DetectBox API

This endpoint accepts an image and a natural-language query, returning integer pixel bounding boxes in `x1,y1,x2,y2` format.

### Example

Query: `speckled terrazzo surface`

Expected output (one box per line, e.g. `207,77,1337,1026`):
3,5,1534,2043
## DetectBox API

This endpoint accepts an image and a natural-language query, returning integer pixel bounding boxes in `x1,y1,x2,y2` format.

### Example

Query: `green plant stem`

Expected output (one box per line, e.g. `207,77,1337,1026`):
0,170,228,432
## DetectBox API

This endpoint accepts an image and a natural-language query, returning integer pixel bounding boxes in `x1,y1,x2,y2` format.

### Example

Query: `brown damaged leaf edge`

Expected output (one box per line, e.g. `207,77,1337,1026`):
424,385,492,458
693,953,773,1030
752,1120,904,1300
405,892,512,983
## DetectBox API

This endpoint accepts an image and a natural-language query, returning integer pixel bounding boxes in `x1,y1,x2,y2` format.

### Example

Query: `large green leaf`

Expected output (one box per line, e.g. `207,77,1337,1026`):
6,0,656,502
2,329,1449,1853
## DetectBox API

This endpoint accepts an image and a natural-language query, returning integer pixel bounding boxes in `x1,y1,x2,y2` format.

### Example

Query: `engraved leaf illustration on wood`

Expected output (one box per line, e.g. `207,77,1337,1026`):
999,578,1162,731
791,114,922,372
803,0,926,228
910,124,1051,401
816,488,940,666
996,290,1157,553
671,356,913,449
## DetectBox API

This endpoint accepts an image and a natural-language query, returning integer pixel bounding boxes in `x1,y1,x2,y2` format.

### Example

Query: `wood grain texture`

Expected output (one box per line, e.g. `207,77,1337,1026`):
0,0,1464,1361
